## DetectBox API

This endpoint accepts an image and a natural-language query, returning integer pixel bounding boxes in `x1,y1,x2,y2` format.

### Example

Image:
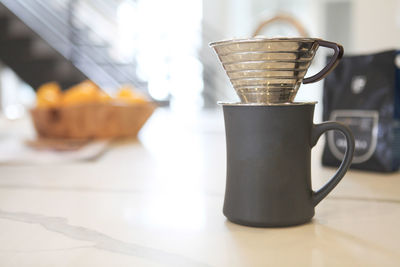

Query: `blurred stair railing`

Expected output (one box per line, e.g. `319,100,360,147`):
0,0,232,106
0,0,145,91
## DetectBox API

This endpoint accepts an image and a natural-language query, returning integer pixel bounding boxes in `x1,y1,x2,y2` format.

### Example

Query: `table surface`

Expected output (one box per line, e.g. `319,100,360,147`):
0,108,399,267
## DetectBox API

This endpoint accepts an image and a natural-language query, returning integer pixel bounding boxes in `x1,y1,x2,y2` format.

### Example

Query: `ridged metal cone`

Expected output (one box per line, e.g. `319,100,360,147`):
210,37,319,104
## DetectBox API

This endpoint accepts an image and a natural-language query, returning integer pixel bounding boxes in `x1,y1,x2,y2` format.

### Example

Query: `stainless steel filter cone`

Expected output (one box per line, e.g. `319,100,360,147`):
210,38,343,104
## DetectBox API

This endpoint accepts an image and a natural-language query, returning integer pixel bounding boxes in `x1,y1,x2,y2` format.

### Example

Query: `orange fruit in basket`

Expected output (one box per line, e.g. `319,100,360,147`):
62,80,110,106
98,90,112,102
116,86,148,104
36,82,62,108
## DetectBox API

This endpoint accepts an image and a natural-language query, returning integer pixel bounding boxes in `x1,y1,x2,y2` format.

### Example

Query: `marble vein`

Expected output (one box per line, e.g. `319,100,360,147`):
0,245,92,253
3,184,400,203
327,195,400,204
0,184,145,195
0,184,225,197
0,209,210,267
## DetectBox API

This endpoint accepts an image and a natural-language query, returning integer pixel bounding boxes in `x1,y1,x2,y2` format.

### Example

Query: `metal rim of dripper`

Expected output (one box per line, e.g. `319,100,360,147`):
217,101,317,106
209,37,320,47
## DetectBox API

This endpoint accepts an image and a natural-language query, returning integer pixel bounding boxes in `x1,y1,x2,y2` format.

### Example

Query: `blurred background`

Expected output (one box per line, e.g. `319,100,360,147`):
0,0,399,119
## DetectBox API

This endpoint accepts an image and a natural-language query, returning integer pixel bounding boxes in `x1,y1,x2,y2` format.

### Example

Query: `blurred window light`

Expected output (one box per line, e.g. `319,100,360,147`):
116,0,203,108
0,67,34,120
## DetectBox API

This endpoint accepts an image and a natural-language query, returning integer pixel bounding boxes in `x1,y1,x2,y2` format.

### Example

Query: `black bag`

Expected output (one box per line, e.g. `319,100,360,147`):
322,50,400,172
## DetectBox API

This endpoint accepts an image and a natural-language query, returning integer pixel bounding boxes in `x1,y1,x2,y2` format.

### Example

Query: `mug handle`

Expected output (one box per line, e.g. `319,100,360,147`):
311,121,355,206
302,40,344,84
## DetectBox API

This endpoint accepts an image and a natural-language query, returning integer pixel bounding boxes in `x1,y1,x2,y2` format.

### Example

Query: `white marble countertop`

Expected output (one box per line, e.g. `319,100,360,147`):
0,108,399,266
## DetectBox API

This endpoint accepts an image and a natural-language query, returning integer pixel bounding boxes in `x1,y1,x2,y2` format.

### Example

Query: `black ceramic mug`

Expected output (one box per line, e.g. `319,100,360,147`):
222,102,355,227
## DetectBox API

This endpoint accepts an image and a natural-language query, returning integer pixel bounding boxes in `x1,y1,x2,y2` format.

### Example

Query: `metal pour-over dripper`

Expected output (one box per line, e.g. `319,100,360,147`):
210,38,343,104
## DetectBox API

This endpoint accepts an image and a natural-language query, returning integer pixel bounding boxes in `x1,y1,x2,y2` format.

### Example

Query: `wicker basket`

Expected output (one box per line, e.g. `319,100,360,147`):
30,102,156,139
253,14,309,37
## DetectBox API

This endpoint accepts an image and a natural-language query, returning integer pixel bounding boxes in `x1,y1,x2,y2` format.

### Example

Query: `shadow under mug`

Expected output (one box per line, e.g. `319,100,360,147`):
222,102,355,227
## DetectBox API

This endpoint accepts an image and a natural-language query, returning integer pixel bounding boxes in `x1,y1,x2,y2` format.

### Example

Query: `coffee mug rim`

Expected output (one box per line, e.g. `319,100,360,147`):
218,101,317,106
209,37,320,47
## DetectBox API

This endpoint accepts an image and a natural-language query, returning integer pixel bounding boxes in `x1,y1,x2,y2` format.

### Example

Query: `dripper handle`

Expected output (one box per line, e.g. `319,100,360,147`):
302,40,344,84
